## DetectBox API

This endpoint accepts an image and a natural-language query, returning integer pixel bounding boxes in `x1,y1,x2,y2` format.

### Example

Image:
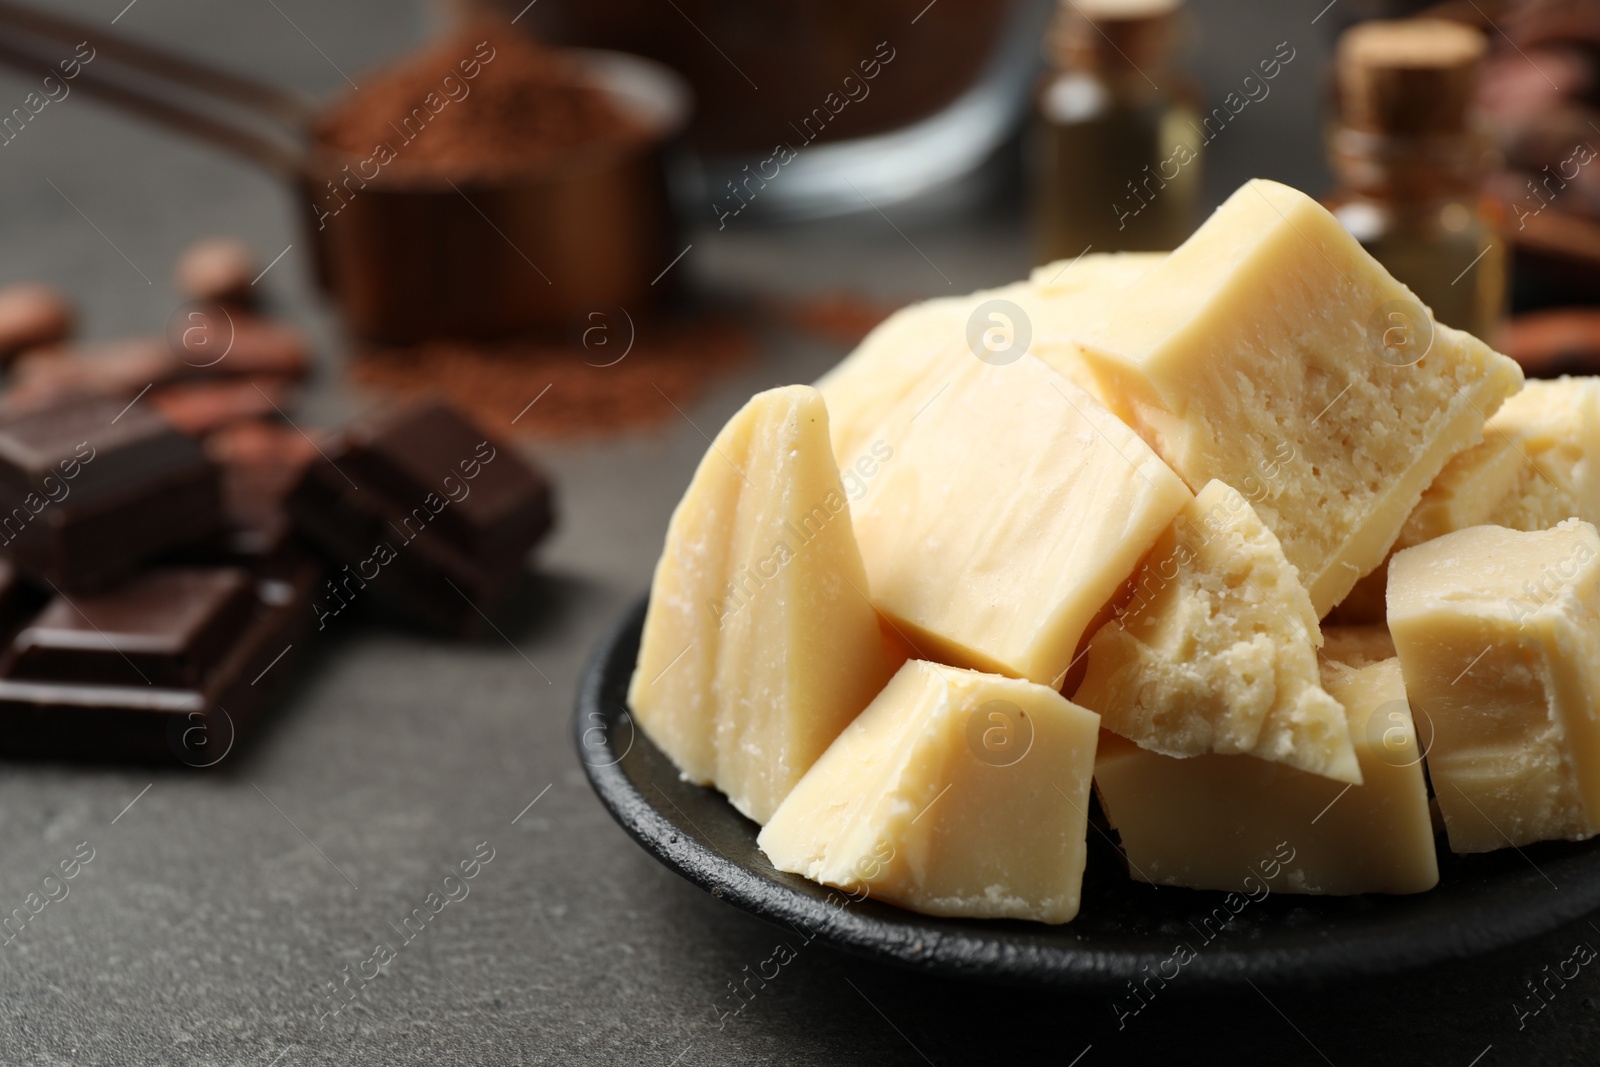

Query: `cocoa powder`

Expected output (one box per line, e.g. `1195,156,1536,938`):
315,23,649,178
349,317,751,439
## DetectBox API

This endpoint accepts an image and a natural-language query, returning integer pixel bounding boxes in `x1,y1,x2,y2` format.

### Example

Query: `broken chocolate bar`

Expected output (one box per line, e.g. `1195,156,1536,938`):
286,400,554,635
0,396,224,591
205,420,323,558
0,558,47,641
6,568,254,687
0,556,320,763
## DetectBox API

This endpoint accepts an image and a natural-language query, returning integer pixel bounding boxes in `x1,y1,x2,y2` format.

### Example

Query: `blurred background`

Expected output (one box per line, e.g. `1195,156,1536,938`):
1,1,1598,1063
5,0,1597,391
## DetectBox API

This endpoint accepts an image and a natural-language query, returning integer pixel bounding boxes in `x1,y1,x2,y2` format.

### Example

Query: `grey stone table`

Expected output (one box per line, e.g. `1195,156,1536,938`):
0,1,1594,1064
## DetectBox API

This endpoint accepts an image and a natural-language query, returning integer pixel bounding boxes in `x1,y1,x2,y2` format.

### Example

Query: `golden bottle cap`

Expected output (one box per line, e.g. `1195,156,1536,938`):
1056,0,1183,82
1337,18,1488,135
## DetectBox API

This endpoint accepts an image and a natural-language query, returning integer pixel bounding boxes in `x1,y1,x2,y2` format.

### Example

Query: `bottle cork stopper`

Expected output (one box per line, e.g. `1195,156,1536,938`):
1338,19,1487,135
1071,0,1181,18
1059,0,1182,78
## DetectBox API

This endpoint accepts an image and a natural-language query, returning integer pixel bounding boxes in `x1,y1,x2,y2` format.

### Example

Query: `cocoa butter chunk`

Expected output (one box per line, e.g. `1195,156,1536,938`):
1337,376,1600,623
846,348,1191,688
628,385,892,825
1075,480,1361,784
760,660,1100,923
1075,178,1524,616
817,252,1163,470
1388,521,1600,853
1095,657,1437,895
1405,376,1600,541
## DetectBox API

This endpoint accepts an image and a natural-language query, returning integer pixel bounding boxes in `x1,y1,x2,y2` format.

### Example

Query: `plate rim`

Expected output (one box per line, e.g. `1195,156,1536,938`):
576,596,1600,988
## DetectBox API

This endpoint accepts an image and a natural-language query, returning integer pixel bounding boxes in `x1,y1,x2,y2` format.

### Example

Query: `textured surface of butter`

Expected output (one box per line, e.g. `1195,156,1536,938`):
817,253,1163,470
1333,378,1600,623
1095,657,1437,894
758,660,1100,924
1074,480,1361,782
628,385,891,824
1075,178,1525,615
1407,376,1600,541
1388,521,1600,852
847,350,1191,686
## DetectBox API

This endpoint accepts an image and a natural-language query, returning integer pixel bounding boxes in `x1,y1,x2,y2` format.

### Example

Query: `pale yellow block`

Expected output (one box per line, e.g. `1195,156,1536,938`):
1400,437,1528,546
848,351,1192,687
1075,178,1525,616
817,253,1164,471
1028,252,1165,395
628,386,892,824
1074,480,1361,783
1331,378,1600,625
759,660,1101,924
1094,658,1438,894
816,292,980,474
1028,252,1163,293
1388,521,1600,852
1407,377,1600,542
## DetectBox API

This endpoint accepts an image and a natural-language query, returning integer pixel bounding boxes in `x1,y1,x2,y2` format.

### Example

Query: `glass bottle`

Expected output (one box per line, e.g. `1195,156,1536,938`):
1030,0,1203,260
1325,18,1507,342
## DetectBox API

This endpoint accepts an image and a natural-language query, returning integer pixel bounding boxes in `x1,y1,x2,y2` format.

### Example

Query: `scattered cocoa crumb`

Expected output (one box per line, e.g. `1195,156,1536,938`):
315,23,649,179
176,237,262,308
349,317,752,439
4,318,309,416
779,293,903,346
151,378,299,437
0,284,73,363
5,338,171,414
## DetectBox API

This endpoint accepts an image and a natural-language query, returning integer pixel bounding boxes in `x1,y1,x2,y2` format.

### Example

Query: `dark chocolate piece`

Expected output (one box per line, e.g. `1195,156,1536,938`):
285,399,553,634
4,568,256,688
0,557,48,641
205,421,321,558
0,556,321,763
336,400,553,566
0,396,224,591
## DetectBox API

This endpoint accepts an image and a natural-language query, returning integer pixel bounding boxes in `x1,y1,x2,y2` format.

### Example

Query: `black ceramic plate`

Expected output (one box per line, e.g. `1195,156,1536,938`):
576,598,1600,988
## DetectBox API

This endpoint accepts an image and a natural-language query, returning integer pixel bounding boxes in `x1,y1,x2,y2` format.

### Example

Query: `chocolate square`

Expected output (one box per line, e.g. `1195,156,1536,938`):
286,400,553,634
0,557,321,763
3,568,256,688
337,400,553,566
0,396,224,591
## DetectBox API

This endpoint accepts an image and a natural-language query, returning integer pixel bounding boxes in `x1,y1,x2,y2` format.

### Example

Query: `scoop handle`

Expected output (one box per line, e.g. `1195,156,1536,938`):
0,1,310,175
